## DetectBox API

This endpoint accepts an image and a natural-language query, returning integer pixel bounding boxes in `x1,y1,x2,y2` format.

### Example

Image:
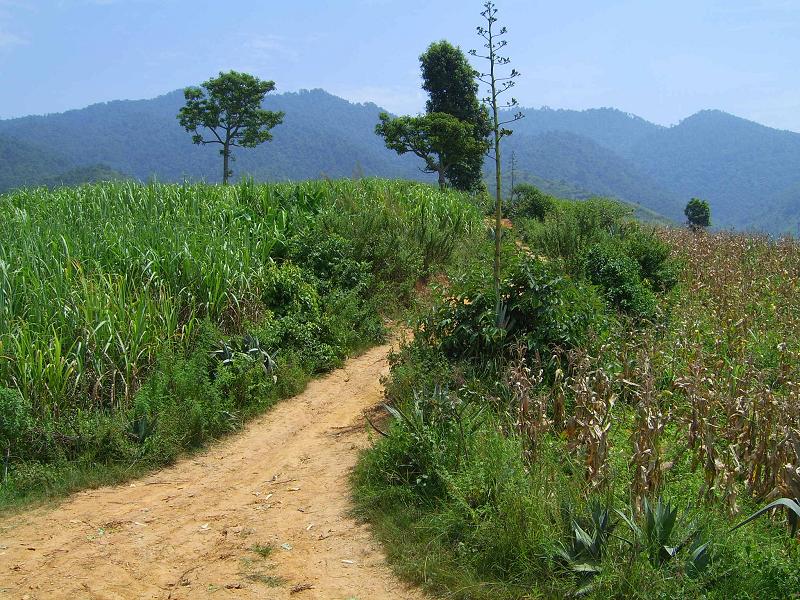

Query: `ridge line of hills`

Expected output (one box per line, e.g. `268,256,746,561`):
1,88,799,234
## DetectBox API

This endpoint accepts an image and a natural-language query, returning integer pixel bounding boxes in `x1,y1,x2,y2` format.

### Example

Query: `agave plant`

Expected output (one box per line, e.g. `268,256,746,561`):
556,500,617,594
616,497,711,575
731,496,800,538
241,334,278,376
210,335,277,379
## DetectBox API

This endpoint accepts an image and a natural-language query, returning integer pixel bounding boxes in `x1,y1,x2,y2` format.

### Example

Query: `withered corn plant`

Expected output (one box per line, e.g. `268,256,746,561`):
564,348,616,492
505,344,548,462
628,348,667,513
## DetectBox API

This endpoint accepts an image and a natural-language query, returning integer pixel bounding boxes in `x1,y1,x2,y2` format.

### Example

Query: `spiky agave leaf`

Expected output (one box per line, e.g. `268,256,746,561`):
731,497,800,538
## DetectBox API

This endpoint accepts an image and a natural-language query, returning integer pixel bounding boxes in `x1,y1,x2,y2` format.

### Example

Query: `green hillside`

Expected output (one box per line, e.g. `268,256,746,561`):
0,135,73,191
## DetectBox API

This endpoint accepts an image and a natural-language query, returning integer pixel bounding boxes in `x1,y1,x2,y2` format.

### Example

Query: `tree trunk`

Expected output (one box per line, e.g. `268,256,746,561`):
438,166,446,190
222,143,230,185
3,445,9,485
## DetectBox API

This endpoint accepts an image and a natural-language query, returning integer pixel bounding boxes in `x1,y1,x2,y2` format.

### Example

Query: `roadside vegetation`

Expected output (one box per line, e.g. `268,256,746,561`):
0,178,481,508
355,195,800,599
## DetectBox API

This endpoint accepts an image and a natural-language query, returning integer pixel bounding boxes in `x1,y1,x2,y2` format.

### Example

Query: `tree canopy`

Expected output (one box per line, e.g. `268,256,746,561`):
375,112,483,190
178,70,284,184
420,41,490,192
685,197,711,228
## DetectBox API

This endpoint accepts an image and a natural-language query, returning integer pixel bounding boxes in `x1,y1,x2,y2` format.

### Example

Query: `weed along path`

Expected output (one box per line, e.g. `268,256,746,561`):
0,342,425,600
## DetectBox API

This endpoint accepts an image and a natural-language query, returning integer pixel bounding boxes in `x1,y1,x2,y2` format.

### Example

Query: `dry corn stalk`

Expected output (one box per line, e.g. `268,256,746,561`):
565,349,616,492
629,350,667,513
505,344,548,462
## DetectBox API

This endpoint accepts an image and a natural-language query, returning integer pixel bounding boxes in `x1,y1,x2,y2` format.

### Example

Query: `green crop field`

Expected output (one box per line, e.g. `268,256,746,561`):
2,177,798,598
0,178,481,504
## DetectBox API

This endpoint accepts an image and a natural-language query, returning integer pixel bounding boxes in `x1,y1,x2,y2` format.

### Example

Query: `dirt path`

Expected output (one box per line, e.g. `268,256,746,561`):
0,342,425,600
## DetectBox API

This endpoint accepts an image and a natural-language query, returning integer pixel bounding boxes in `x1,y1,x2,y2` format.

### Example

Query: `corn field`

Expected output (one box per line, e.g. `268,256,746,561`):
511,229,800,517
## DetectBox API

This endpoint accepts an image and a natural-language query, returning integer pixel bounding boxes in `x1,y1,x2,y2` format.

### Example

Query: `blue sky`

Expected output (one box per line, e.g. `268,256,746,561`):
0,0,798,131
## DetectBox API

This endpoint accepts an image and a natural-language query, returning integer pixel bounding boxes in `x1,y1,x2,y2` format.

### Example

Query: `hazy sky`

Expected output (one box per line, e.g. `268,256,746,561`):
0,0,798,131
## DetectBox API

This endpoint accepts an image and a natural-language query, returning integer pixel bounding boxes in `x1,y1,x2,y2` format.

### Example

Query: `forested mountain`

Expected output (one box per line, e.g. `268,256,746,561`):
502,130,684,220
1,89,799,233
625,110,800,230
0,90,423,188
504,106,800,232
507,106,662,156
0,135,73,190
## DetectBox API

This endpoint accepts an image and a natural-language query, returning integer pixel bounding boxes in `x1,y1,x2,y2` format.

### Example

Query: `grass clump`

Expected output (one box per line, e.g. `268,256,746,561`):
249,543,274,559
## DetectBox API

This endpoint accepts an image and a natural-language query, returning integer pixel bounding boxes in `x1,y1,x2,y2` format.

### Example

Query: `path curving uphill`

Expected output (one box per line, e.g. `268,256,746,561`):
0,342,424,600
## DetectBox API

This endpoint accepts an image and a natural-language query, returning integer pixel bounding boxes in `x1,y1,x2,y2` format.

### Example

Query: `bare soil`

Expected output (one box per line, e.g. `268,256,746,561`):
0,342,425,600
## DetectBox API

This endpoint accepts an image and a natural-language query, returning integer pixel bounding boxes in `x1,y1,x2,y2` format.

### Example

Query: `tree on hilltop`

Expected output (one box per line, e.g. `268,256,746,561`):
685,197,711,229
376,112,484,190
177,71,284,185
377,41,489,192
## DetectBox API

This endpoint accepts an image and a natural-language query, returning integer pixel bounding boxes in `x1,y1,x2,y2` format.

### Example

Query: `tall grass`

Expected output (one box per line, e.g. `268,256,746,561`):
0,178,481,498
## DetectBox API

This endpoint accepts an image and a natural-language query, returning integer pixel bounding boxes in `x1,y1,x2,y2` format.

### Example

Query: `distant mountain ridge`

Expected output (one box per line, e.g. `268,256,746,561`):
502,105,800,232
1,89,799,234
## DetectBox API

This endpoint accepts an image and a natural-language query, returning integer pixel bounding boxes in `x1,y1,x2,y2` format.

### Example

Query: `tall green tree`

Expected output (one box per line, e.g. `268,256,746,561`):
420,41,490,191
178,71,284,185
376,112,483,190
470,1,523,292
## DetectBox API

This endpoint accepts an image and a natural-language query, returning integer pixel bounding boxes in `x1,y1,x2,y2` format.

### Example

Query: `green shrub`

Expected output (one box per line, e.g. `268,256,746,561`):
288,230,372,294
584,243,657,318
262,262,320,316
509,183,557,221
520,198,635,275
422,255,609,360
0,388,32,455
622,227,679,292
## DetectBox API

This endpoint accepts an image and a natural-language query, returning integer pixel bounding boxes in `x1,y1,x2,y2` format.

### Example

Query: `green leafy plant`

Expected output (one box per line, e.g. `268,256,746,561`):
557,500,617,592
731,497,800,538
584,242,657,318
622,227,679,292
422,255,607,361
509,183,556,221
210,336,277,377
616,498,711,575
0,388,31,482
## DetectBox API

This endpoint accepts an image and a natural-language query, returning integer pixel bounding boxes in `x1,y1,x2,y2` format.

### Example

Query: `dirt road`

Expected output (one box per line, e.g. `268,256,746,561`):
0,342,425,600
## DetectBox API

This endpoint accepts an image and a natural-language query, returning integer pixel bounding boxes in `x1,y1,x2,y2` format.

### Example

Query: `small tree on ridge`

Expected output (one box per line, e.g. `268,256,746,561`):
178,70,284,185
376,112,483,190
685,197,711,230
420,40,491,192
